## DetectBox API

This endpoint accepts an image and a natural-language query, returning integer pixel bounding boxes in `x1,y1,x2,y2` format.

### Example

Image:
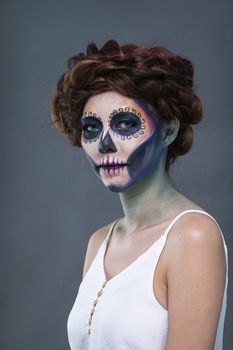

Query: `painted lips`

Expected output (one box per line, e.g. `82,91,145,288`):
100,164,128,176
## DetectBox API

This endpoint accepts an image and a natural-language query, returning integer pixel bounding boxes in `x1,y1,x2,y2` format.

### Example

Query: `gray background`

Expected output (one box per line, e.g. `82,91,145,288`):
1,0,232,349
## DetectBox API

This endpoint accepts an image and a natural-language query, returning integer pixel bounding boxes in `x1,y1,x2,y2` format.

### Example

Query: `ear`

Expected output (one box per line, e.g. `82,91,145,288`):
161,118,180,147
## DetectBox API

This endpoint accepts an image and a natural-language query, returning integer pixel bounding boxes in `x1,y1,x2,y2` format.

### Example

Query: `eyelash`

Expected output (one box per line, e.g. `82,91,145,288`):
117,120,136,128
83,119,135,131
83,124,99,132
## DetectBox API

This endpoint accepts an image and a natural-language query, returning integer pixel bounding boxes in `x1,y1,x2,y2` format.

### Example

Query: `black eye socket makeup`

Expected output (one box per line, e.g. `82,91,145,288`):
108,107,146,139
109,112,142,136
81,113,103,143
80,106,146,143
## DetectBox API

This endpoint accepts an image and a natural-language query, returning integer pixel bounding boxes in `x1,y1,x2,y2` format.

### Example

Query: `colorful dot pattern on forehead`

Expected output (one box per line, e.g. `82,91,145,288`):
81,106,146,144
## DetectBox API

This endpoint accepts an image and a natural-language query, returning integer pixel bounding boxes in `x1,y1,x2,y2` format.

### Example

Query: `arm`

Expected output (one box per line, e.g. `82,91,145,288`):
165,214,226,350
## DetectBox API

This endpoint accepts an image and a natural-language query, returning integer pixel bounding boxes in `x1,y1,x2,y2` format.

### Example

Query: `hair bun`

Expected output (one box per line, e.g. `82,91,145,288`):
100,39,123,56
86,42,99,55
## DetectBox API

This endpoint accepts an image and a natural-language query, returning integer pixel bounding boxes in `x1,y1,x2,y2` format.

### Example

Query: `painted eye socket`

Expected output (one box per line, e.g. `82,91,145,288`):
81,117,102,140
110,112,142,136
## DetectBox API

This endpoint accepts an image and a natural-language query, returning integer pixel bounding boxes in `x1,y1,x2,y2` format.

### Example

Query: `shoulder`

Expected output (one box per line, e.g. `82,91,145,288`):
82,221,113,279
165,210,227,293
90,222,112,247
166,211,225,254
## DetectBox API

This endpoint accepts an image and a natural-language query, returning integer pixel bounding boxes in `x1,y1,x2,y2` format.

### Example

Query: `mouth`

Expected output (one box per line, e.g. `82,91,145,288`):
98,164,129,170
96,163,129,177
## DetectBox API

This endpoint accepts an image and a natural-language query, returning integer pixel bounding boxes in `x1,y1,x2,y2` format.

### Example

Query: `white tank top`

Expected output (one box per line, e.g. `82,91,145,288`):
67,209,228,350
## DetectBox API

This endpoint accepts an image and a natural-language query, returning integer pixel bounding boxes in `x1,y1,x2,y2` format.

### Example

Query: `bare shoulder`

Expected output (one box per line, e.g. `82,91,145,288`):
82,222,113,279
166,211,226,254
165,211,227,275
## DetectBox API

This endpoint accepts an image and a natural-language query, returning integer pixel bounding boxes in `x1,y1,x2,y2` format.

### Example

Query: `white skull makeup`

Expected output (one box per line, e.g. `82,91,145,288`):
81,106,146,144
80,91,165,192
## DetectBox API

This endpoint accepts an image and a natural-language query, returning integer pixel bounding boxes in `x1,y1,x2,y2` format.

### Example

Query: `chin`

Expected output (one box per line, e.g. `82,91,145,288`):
105,177,136,193
107,183,128,193
103,180,128,193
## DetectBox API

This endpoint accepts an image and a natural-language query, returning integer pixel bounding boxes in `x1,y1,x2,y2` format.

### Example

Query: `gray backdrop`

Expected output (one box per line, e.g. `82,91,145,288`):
1,0,232,349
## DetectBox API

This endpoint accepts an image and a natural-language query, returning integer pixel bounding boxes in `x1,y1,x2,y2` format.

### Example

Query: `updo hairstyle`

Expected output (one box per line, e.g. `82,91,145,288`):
50,39,203,172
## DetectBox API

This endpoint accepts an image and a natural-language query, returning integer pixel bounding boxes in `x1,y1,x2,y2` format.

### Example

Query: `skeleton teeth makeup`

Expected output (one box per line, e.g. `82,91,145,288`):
80,91,165,193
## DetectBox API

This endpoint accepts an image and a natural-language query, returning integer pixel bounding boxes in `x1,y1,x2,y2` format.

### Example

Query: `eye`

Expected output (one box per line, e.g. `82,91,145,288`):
117,120,136,130
83,123,99,132
81,116,102,140
110,112,142,136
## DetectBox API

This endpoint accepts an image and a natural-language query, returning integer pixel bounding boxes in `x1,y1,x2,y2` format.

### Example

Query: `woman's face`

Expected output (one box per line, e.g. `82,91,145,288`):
80,91,164,192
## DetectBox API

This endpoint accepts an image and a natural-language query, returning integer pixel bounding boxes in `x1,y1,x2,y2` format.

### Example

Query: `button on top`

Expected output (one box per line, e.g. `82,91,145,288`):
88,280,108,336
97,290,103,297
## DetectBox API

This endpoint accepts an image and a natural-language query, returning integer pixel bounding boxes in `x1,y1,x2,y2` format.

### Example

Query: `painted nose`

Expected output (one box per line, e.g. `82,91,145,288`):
98,130,117,154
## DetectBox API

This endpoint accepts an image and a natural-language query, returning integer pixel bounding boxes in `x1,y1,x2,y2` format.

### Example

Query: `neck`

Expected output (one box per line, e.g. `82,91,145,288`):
118,156,179,232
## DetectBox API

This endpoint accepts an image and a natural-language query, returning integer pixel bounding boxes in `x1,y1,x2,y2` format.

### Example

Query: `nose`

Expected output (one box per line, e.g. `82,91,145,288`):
98,130,117,154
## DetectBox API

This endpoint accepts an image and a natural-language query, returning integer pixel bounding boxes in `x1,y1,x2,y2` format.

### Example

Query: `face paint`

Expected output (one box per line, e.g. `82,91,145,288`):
108,107,146,139
80,92,164,193
81,107,146,143
80,113,103,143
109,122,163,192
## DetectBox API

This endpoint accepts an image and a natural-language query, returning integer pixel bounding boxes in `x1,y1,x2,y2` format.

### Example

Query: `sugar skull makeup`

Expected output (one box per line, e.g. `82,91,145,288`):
81,107,146,143
80,91,164,193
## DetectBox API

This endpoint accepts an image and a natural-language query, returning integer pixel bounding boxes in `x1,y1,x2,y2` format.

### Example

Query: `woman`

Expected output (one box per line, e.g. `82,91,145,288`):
50,40,228,350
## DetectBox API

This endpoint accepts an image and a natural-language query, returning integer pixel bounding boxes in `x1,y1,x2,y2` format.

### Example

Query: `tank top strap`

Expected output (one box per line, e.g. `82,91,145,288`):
159,209,228,250
105,219,120,243
105,209,227,256
133,209,216,262
106,210,215,246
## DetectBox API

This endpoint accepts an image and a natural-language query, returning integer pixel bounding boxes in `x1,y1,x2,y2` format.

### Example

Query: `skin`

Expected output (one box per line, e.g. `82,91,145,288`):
81,91,227,349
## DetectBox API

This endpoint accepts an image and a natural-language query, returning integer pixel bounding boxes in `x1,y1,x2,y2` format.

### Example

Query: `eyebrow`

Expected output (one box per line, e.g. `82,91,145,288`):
81,106,142,119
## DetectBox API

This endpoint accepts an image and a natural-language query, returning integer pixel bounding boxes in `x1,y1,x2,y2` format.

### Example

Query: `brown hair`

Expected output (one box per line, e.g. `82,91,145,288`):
50,39,203,172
